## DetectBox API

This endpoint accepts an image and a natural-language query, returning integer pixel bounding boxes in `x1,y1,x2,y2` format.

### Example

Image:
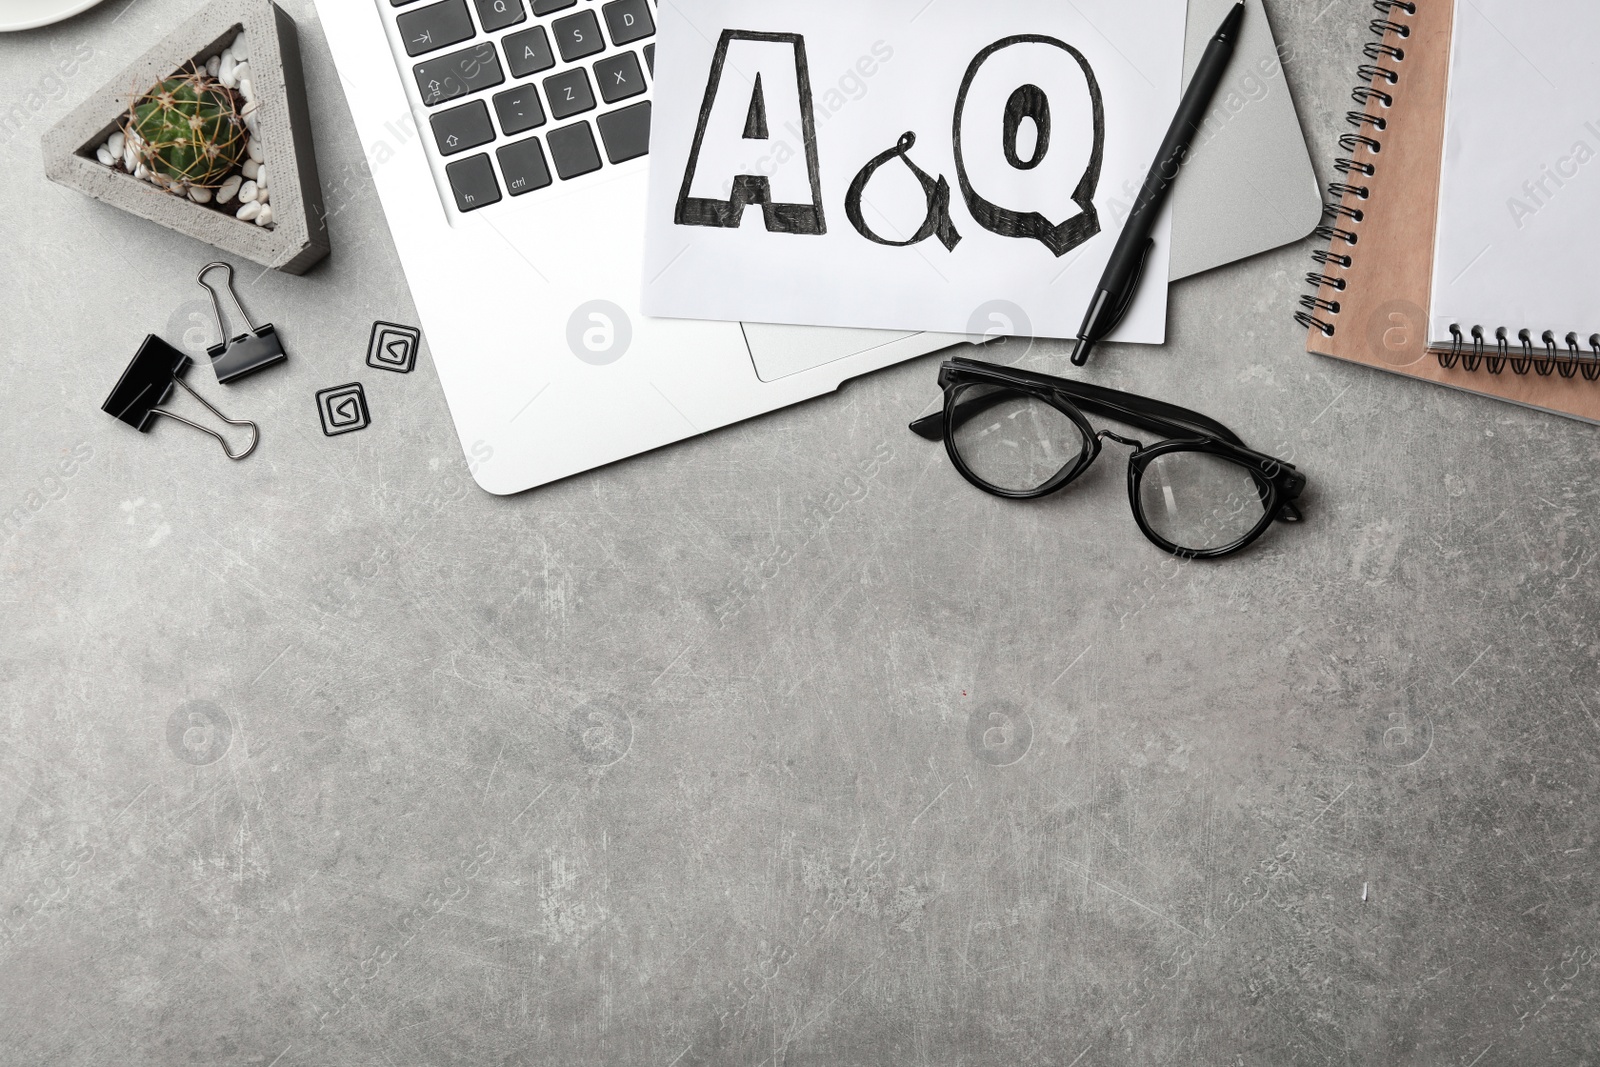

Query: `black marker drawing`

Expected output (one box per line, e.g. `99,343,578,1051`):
952,36,1105,257
845,132,962,251
743,74,768,140
675,30,826,235
1003,85,1051,170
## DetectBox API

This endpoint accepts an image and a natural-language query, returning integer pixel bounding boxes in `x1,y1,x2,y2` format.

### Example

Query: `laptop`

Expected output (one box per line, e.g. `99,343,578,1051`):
313,0,1318,494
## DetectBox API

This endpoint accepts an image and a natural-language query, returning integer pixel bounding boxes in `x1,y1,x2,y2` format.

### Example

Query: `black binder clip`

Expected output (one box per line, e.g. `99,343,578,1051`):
197,261,287,384
102,335,260,460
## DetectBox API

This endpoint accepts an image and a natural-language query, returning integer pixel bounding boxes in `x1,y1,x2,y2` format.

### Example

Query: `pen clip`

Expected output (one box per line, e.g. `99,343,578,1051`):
1104,238,1154,337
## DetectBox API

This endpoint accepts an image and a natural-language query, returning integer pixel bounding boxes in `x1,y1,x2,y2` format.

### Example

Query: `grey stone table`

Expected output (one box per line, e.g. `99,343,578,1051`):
2,1,1596,1063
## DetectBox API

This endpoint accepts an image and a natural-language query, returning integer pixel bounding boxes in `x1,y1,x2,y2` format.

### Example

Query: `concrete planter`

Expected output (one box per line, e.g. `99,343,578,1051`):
43,0,329,274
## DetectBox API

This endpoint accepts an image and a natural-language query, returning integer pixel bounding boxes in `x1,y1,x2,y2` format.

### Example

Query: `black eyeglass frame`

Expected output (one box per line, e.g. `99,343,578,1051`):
910,357,1307,559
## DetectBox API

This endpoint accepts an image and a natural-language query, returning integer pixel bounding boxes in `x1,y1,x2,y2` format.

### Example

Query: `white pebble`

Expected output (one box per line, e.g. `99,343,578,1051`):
247,137,263,163
256,165,268,189
218,49,236,86
188,185,212,204
255,203,273,226
217,175,242,203
96,144,114,166
230,33,248,63
244,111,259,136
233,61,250,87
122,143,137,171
239,180,258,203
107,130,124,156
236,200,261,221
256,186,269,204
135,163,149,180
238,78,253,103
241,158,260,180
206,55,220,77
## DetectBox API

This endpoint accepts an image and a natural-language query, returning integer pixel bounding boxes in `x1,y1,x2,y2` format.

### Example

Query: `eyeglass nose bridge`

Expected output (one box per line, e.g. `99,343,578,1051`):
1096,429,1145,450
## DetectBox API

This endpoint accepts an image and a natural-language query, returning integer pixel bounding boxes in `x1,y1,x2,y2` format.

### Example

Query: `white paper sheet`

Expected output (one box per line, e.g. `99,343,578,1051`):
1430,0,1600,346
642,0,1189,341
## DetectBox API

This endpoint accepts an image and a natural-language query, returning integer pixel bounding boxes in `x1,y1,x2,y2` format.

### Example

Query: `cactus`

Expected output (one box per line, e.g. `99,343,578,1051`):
124,70,246,189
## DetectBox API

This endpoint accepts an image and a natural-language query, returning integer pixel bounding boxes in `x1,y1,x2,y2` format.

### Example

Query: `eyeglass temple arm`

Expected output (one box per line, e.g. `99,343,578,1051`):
939,358,1248,445
907,382,1246,449
909,411,944,440
908,384,1029,441
1055,382,1246,448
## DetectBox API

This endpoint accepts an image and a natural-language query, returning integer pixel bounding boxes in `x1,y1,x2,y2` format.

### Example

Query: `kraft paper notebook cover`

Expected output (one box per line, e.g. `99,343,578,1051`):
1300,0,1600,425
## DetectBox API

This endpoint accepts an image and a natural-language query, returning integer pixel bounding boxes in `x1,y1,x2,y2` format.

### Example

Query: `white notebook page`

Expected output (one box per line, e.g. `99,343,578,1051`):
1429,0,1600,346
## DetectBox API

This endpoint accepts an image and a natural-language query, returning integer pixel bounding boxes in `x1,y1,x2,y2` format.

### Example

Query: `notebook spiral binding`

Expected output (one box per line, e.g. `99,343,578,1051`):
1295,1,1417,340
1296,0,1600,380
1435,326,1600,381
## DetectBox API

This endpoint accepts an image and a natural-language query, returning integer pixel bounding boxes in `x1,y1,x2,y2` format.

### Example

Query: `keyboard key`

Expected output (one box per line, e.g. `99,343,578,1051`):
531,0,574,12
594,51,645,104
472,0,525,32
493,84,546,134
602,0,654,46
413,43,504,106
502,25,554,77
398,0,475,57
445,153,502,211
552,10,604,62
543,68,595,119
497,137,553,195
643,42,654,76
546,121,602,179
430,99,495,155
597,100,650,163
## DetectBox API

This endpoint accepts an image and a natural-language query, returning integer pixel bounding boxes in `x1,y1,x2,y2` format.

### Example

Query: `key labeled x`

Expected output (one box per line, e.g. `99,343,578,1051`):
593,51,645,105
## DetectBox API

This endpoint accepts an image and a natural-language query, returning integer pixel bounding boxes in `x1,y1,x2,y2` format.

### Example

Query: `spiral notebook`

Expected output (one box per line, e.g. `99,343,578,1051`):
1301,0,1600,424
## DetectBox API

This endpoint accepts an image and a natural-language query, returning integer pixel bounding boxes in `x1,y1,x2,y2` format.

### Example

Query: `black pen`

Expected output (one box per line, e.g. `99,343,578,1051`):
1071,1,1246,366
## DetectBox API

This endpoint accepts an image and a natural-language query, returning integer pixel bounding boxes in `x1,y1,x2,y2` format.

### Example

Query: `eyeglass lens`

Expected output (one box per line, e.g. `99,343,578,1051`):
1137,450,1270,553
948,385,1088,493
947,382,1275,554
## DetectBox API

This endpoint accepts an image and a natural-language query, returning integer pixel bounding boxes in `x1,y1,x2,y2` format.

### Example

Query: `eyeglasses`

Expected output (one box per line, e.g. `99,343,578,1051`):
910,357,1307,558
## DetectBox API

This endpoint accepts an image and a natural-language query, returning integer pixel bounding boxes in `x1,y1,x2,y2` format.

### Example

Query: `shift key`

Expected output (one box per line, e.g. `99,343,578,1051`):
413,43,504,107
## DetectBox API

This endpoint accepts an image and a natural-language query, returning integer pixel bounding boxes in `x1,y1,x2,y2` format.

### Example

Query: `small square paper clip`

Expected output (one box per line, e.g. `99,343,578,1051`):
197,261,287,384
102,335,260,460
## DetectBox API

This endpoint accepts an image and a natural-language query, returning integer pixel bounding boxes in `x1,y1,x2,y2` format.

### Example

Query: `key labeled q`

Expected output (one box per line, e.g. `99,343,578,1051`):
953,36,1106,257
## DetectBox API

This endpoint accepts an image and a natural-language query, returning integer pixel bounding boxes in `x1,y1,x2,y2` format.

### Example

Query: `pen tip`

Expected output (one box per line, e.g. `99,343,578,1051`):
1070,337,1091,367
1220,2,1246,37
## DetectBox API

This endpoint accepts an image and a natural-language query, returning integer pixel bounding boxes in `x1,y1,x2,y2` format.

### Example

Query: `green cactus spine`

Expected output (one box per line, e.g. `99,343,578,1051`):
126,71,246,188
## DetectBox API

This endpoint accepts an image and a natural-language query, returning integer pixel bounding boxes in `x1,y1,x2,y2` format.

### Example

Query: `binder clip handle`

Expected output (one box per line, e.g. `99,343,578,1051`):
198,261,260,336
161,376,260,460
197,261,287,385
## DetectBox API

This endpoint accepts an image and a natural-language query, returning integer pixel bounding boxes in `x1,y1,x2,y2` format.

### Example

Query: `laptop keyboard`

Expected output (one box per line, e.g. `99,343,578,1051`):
386,0,655,212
